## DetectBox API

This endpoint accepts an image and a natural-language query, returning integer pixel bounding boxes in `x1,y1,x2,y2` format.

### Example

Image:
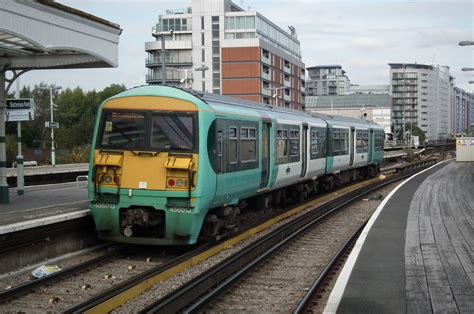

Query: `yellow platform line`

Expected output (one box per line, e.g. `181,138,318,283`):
86,175,387,314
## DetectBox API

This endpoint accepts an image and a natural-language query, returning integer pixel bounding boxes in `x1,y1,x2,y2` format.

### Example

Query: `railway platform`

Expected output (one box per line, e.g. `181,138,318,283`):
325,160,474,313
0,182,88,235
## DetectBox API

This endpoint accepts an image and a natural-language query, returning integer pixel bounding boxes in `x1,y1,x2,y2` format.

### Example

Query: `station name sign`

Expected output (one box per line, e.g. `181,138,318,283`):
5,98,35,122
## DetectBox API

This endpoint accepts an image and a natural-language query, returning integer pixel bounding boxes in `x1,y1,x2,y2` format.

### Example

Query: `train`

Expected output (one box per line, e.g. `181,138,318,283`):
88,86,384,245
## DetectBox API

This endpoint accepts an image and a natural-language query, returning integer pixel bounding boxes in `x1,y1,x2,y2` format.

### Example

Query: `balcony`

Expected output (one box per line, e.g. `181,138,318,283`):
261,52,271,65
146,72,182,83
262,70,271,81
145,58,192,67
145,40,192,51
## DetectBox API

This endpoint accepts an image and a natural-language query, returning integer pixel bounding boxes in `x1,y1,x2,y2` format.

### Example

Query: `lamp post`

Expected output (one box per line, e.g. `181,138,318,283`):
40,85,61,167
461,67,474,72
167,66,209,89
152,29,174,85
264,86,288,106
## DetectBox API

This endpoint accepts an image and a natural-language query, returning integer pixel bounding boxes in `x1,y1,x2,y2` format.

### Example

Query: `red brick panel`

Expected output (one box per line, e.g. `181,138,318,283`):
222,79,261,94
273,55,282,69
222,47,260,62
230,95,262,103
222,63,261,78
273,69,283,84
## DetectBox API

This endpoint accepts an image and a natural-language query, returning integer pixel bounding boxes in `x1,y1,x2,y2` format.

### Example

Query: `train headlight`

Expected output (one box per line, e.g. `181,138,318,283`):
176,179,185,187
103,175,113,184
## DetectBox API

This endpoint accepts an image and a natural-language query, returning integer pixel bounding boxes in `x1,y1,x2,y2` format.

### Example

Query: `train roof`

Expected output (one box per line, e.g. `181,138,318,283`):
311,112,384,129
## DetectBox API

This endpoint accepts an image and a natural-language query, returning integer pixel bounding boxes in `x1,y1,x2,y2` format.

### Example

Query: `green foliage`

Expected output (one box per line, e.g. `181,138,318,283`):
405,147,415,162
4,83,127,165
5,134,17,167
396,122,426,144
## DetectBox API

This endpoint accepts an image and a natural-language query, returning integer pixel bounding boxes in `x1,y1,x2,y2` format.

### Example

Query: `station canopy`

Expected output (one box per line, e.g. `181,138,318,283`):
0,0,121,71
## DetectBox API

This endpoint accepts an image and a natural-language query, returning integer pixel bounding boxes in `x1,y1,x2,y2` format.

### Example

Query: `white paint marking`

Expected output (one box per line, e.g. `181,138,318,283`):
323,160,451,313
1,200,89,215
0,209,91,235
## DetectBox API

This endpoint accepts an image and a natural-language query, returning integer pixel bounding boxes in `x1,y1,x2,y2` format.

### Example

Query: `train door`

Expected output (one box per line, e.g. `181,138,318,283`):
350,127,355,166
260,120,271,189
300,123,308,178
368,129,374,162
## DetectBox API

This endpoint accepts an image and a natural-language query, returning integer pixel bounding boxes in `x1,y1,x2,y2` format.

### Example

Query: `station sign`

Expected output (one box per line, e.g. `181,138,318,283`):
45,121,60,129
5,98,35,122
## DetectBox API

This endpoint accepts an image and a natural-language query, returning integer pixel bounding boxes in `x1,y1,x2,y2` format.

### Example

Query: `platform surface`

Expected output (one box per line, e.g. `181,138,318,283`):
0,182,89,234
6,163,88,177
327,161,474,313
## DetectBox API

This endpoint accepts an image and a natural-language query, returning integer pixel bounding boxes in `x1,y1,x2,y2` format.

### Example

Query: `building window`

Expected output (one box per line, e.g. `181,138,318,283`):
201,17,204,29
284,60,290,68
201,33,205,45
212,16,219,23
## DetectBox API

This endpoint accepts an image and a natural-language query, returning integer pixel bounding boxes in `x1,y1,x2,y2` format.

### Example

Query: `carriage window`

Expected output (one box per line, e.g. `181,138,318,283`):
289,130,299,156
310,127,326,159
356,131,369,153
229,127,238,163
333,129,348,156
374,132,384,150
240,127,257,162
217,131,223,172
276,128,288,160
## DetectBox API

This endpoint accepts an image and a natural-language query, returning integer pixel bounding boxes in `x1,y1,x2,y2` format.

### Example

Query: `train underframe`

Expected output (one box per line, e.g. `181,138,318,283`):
200,164,380,241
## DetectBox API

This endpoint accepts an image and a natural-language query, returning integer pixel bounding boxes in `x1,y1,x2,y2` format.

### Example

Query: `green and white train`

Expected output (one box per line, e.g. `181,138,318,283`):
88,86,384,245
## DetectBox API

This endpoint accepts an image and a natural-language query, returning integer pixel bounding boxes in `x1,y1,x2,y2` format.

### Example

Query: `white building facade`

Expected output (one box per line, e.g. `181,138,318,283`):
389,63,452,141
306,65,350,96
145,0,305,109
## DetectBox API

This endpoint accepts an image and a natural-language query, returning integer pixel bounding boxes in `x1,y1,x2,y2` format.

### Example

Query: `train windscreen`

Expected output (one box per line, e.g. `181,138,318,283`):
98,110,197,152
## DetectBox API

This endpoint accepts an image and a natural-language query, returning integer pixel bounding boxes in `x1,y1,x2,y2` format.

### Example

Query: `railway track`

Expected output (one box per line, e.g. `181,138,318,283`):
139,159,436,313
0,246,190,312
0,159,436,313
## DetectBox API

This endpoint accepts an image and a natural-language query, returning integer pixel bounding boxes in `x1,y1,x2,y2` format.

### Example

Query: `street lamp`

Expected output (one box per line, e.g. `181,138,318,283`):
152,28,174,85
167,66,209,89
264,85,288,106
40,85,61,167
461,67,474,71
469,81,474,84
459,41,474,46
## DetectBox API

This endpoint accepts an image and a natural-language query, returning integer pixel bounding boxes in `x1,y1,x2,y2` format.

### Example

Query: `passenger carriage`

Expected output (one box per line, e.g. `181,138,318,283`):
88,86,384,245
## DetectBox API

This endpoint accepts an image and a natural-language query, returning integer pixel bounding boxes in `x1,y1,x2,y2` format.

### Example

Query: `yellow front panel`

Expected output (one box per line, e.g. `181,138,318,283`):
104,96,198,112
120,152,168,190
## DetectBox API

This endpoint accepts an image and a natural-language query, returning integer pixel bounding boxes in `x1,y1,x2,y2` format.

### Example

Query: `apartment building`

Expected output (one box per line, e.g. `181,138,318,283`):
389,63,452,141
145,0,306,110
452,86,470,134
306,65,350,96
305,94,392,133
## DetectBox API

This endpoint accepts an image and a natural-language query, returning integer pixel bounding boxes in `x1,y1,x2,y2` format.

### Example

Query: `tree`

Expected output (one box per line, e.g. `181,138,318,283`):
396,122,426,144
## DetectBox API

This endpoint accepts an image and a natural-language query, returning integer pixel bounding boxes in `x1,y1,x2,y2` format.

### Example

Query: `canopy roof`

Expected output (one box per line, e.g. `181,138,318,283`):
0,0,121,70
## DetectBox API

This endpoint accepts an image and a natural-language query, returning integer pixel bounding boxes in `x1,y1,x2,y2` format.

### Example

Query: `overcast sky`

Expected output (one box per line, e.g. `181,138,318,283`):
20,0,473,92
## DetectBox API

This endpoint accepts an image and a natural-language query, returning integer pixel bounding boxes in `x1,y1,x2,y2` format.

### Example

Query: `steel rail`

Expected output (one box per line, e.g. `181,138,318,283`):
141,159,436,313
0,246,119,304
62,243,213,314
292,219,367,313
